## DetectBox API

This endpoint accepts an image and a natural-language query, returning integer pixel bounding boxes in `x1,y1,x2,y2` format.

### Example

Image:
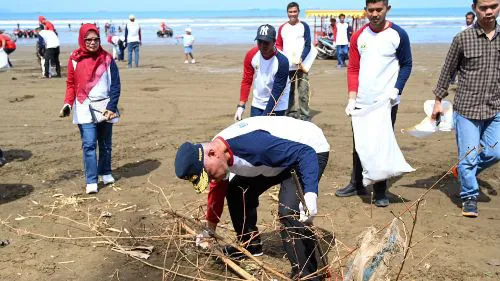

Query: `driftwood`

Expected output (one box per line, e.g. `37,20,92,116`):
164,209,292,281
180,222,258,281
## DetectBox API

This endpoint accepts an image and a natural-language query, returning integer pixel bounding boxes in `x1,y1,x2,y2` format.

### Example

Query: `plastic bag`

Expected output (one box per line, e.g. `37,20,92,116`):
402,100,453,138
300,46,318,73
351,99,415,186
0,49,9,70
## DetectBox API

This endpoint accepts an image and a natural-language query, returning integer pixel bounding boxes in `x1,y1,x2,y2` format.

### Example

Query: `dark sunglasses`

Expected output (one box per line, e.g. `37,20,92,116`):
84,37,100,43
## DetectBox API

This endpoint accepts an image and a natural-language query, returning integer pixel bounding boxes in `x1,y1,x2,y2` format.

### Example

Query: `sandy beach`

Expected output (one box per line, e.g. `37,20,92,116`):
0,43,499,280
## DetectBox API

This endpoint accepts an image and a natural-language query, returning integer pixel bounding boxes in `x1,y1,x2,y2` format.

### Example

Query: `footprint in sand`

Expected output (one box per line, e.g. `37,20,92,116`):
8,95,35,103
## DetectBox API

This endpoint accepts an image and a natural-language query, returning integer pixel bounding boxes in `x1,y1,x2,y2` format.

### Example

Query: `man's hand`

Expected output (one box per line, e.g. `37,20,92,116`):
431,98,443,121
103,110,118,120
299,192,318,224
344,98,356,116
388,88,399,101
234,105,245,121
195,229,213,249
59,104,71,118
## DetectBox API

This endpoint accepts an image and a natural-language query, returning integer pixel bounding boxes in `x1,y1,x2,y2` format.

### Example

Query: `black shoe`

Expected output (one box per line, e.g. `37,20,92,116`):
462,197,478,218
374,194,389,207
299,115,311,122
335,183,367,197
222,243,263,260
287,112,299,119
0,149,6,167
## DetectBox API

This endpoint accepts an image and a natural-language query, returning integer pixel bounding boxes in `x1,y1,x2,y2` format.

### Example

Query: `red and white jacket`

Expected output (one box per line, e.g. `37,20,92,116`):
347,22,412,108
240,46,290,114
276,21,312,71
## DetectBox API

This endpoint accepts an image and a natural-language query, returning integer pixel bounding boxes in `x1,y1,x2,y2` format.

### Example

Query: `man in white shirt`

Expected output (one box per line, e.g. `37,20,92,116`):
335,14,350,68
235,24,290,120
462,11,476,31
276,2,313,121
36,28,61,78
336,0,413,207
125,14,142,68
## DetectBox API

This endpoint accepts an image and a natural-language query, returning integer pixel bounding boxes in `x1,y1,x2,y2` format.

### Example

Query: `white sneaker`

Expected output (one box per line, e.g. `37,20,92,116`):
102,174,115,185
184,60,189,64
191,59,196,64
86,183,98,194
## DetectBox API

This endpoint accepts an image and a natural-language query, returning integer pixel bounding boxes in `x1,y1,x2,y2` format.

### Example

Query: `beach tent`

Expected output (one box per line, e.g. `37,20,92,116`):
306,10,367,45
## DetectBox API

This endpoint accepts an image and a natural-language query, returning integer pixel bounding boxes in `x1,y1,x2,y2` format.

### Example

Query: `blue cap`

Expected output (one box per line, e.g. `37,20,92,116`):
175,142,209,193
255,24,276,42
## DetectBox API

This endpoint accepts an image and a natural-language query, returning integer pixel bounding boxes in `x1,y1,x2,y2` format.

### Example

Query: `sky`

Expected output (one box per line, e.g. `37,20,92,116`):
2,0,473,13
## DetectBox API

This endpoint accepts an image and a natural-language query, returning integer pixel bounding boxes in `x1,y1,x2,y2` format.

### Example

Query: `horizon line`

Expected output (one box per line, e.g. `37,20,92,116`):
0,6,471,14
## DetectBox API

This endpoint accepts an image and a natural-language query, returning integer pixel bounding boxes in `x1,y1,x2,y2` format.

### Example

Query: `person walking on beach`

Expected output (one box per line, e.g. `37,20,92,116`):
276,2,312,121
328,18,337,41
60,24,121,194
125,14,141,68
0,31,16,67
36,28,61,78
335,0,412,207
174,116,329,280
462,11,476,31
38,16,56,32
181,27,195,64
235,24,290,120
335,14,350,68
431,0,499,218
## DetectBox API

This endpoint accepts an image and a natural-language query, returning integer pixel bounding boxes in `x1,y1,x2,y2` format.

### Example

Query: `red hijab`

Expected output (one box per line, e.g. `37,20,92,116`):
70,24,112,103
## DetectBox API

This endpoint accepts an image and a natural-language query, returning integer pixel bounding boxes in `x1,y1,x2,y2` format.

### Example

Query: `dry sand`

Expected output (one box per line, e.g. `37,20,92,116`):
0,44,499,281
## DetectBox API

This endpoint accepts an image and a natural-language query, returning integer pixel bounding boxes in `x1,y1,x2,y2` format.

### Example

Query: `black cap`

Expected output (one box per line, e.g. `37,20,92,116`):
255,24,276,42
174,142,209,193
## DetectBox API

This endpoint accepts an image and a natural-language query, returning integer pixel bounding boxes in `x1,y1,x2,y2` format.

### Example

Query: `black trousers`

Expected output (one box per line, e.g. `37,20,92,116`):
226,152,329,280
118,41,126,61
5,48,15,67
351,105,398,196
44,47,61,77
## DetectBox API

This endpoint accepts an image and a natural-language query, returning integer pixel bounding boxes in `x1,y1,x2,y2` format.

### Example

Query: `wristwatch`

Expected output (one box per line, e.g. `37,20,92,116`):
237,104,246,109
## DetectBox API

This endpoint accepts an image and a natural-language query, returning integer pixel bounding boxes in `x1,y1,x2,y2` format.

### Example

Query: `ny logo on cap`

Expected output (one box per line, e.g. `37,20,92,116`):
259,25,270,36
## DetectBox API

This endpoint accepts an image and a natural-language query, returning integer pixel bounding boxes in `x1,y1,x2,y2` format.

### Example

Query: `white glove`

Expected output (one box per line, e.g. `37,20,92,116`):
234,105,245,121
195,229,213,249
388,88,399,101
299,192,318,224
344,99,356,116
59,104,72,118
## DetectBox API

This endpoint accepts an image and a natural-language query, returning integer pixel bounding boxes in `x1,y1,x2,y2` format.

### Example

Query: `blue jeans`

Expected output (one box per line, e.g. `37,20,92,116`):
454,112,500,199
127,41,140,67
250,106,286,117
78,122,113,184
336,45,349,66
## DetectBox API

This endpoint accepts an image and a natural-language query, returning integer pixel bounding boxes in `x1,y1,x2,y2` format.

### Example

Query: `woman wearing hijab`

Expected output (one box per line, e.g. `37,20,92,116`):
38,16,56,32
60,24,121,194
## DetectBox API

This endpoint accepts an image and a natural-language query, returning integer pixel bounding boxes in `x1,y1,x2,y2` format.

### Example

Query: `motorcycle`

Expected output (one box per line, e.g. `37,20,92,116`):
157,28,174,38
316,37,337,60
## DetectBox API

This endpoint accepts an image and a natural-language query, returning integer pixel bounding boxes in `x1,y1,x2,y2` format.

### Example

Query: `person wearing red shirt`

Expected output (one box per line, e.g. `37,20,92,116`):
0,32,16,67
328,18,337,41
38,16,56,32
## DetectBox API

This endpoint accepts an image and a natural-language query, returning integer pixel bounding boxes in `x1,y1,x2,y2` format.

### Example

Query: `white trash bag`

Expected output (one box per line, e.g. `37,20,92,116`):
300,46,318,73
402,100,453,138
351,99,415,186
0,49,10,70
40,58,58,77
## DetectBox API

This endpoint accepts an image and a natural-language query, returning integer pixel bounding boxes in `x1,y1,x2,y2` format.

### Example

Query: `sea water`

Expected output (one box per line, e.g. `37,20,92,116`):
0,8,496,46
